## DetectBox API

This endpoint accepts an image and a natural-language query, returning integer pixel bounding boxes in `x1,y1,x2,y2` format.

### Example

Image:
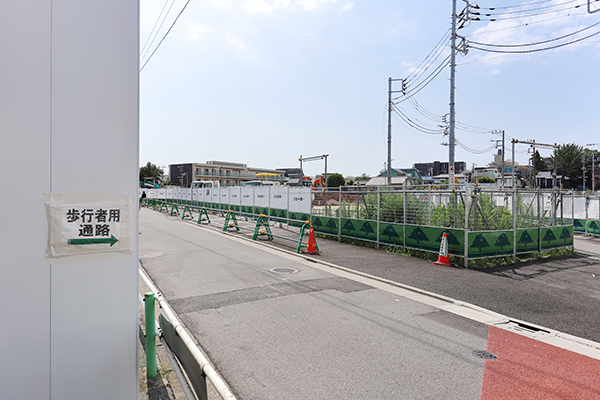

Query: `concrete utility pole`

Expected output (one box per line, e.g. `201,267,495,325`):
448,0,458,185
587,143,599,192
388,77,392,186
583,154,587,192
491,130,505,188
387,77,403,186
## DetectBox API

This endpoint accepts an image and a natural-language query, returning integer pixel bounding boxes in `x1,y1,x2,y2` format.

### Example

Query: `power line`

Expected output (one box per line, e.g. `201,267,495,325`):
397,55,451,102
140,0,192,72
405,30,451,83
474,0,581,15
140,0,179,64
470,2,588,21
467,26,600,53
141,0,173,59
467,12,587,38
456,138,497,154
475,0,555,10
468,21,600,47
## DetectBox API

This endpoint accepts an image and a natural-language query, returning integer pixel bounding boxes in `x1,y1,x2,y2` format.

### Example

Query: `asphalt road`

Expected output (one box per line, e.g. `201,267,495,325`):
139,208,600,399
186,210,600,343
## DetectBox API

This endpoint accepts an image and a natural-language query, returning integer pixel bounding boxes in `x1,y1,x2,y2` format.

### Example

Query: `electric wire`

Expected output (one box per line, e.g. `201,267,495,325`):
466,12,586,38
473,0,581,16
404,30,451,84
468,20,600,47
140,0,192,72
475,0,554,10
468,26,600,53
456,138,497,154
140,0,178,65
392,104,446,135
471,2,588,21
140,0,173,59
397,55,452,102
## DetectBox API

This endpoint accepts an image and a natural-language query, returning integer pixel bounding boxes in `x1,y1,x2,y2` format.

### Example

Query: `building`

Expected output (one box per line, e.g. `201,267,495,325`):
413,160,467,177
365,168,423,186
169,161,286,187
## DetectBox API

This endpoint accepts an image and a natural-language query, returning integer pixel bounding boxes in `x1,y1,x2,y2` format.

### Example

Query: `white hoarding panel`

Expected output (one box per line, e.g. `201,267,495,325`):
289,187,311,214
220,188,230,206
255,186,270,208
271,186,288,210
242,187,254,207
230,187,242,208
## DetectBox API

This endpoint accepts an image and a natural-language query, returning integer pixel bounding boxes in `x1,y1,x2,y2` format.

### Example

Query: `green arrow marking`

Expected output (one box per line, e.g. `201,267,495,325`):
68,235,118,247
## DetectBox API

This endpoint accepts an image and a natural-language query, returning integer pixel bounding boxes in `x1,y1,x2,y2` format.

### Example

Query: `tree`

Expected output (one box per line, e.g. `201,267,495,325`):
356,173,371,182
549,143,584,187
327,173,345,188
531,150,548,173
139,162,163,186
478,176,496,184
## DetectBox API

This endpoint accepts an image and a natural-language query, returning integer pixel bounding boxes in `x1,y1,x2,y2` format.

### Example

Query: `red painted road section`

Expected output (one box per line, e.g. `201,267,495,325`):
481,326,600,399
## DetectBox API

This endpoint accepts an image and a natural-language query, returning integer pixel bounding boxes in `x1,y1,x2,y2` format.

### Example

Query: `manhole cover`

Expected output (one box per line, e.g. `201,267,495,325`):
270,267,299,274
473,350,497,360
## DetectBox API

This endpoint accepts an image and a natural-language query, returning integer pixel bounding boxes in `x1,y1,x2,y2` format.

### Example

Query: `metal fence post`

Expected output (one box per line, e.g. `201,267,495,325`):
464,184,469,268
376,185,380,249
403,184,406,252
338,186,342,239
537,189,542,254
585,193,589,236
144,292,157,380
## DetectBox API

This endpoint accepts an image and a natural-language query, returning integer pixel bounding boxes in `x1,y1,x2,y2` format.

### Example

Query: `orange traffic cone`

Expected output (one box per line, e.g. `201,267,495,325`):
433,232,452,267
306,225,320,255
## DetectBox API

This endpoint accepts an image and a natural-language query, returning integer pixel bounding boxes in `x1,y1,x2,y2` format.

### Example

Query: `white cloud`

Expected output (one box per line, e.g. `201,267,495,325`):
226,33,246,52
297,0,338,11
338,3,353,15
207,0,230,8
188,24,211,41
245,0,275,13
244,0,290,13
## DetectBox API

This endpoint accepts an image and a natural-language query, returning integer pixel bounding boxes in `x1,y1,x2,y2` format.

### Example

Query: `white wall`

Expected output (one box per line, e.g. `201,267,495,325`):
0,1,139,398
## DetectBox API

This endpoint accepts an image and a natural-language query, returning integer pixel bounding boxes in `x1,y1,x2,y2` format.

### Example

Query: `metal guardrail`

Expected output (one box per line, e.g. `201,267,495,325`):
139,268,238,400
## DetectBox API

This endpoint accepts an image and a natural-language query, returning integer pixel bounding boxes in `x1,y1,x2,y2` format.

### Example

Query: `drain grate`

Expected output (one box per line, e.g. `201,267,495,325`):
270,267,299,274
473,350,497,360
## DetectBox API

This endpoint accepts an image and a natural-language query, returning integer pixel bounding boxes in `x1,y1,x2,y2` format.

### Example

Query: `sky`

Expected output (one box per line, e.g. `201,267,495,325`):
139,0,600,179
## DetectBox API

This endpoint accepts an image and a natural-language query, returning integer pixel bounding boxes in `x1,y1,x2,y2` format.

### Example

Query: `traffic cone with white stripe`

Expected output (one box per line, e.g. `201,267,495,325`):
306,225,320,255
433,232,452,267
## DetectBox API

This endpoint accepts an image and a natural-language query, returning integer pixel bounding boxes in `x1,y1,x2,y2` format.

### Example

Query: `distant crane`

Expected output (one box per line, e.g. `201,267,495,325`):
299,154,329,184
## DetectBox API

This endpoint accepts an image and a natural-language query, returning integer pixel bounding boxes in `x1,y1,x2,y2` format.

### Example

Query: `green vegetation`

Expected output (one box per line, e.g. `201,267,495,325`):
139,162,164,187
326,173,345,188
477,176,495,183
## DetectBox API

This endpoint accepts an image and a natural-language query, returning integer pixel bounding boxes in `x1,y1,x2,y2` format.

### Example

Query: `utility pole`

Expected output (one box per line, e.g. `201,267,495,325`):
587,143,599,192
387,77,392,186
387,77,403,186
531,139,536,188
583,154,587,192
448,0,457,185
491,130,505,188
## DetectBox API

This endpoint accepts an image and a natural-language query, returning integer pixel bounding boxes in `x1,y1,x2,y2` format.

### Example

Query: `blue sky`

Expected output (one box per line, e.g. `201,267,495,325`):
140,0,600,178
